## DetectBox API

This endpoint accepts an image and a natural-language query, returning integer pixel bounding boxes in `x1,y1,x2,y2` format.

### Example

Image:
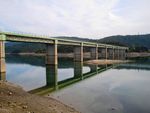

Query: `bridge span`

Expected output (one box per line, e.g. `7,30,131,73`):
0,31,128,76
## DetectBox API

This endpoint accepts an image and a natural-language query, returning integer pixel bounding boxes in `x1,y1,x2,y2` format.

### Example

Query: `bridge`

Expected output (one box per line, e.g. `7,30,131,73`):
0,31,128,76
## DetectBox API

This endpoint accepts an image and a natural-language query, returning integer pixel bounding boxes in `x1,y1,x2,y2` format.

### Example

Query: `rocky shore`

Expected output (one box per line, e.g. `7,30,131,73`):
0,81,79,113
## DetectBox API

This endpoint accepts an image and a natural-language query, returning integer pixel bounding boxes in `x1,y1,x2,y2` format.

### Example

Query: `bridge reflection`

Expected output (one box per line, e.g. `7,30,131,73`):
1,55,149,95
27,63,112,95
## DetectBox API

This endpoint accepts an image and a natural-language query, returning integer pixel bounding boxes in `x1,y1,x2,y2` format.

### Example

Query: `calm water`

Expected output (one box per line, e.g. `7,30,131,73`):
3,55,150,113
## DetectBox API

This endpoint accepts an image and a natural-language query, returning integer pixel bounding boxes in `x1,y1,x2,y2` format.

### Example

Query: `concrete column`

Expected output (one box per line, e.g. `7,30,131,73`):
105,47,108,60
46,40,58,65
0,35,6,75
74,43,83,62
46,65,57,87
112,48,115,60
90,44,98,60
117,48,120,60
114,49,118,60
74,62,83,79
121,49,126,60
99,48,106,59
124,49,128,59
107,48,114,60
120,49,123,60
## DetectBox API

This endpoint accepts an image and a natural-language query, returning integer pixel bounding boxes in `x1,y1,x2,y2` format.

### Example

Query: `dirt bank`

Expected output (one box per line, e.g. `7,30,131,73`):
6,52,91,58
0,81,79,113
85,59,129,65
127,52,150,58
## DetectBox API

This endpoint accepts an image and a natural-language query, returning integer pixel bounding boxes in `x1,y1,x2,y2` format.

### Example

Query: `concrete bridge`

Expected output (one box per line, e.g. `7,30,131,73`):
0,31,128,76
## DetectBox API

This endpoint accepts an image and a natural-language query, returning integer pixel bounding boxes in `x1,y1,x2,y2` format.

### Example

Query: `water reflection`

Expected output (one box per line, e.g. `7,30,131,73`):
46,65,58,87
74,62,83,79
29,61,110,95
2,55,150,113
1,55,150,92
3,55,109,93
50,58,150,113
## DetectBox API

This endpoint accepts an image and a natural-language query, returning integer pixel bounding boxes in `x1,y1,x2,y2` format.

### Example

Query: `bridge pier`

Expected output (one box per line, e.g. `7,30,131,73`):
46,40,58,65
105,47,108,60
120,49,126,60
74,43,83,62
107,48,114,60
114,49,118,60
0,35,6,76
99,48,107,59
112,48,115,60
90,45,98,60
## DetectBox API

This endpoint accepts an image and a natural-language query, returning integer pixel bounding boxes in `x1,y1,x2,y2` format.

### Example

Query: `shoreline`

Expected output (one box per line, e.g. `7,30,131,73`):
6,52,91,58
84,59,130,65
6,52,150,58
0,81,79,113
127,52,150,58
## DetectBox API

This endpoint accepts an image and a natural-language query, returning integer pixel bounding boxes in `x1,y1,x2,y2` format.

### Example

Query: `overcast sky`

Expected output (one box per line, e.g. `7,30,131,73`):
0,0,150,39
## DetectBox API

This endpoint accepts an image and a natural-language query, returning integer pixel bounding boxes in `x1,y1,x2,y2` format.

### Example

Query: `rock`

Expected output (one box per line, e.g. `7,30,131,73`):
22,105,28,109
8,91,13,96
7,102,11,105
0,104,2,108
9,103,16,108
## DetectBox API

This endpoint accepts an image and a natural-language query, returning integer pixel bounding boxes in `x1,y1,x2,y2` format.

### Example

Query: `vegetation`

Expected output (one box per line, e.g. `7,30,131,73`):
99,34,150,52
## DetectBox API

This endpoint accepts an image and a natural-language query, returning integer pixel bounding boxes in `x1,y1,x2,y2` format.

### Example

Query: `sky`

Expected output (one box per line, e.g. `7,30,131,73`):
0,0,150,39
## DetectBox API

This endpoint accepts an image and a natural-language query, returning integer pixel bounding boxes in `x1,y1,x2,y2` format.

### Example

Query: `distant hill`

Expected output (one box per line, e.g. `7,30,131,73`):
5,34,150,53
99,34,150,49
54,36,96,42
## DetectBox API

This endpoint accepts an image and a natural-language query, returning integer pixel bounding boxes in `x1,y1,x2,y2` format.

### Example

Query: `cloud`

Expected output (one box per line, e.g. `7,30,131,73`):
0,0,150,38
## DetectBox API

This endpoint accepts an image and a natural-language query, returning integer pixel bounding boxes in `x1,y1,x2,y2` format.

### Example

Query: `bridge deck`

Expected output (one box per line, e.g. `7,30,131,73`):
0,31,128,49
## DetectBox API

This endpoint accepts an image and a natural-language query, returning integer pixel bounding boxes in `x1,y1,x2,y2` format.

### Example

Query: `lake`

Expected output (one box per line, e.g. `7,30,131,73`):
3,55,150,113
